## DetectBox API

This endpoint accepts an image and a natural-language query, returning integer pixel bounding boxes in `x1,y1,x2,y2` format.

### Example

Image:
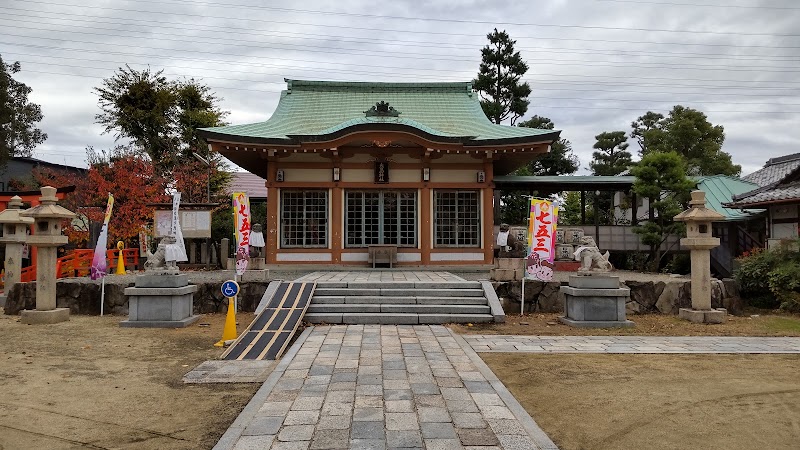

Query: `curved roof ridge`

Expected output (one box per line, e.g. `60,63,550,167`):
285,79,472,92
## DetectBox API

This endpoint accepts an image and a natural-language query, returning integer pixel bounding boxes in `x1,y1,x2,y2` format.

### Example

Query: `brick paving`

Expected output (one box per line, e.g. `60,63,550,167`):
215,325,557,450
464,335,800,353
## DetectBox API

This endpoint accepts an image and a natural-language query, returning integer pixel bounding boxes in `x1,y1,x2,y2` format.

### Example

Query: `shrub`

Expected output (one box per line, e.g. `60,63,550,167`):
663,253,691,275
735,240,800,311
767,262,800,312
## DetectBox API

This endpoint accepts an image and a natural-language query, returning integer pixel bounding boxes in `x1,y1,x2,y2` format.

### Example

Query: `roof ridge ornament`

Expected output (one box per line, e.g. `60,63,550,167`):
365,101,400,117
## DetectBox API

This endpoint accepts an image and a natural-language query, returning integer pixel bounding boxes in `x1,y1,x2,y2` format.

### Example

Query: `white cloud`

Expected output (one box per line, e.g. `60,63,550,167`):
2,0,798,175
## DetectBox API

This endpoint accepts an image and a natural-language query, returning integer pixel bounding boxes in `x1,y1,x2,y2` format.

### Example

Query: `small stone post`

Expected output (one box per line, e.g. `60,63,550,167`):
19,186,76,324
674,190,727,324
0,196,34,307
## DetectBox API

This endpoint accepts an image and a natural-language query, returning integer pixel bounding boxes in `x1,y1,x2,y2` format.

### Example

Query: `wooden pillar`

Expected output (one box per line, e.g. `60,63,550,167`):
266,186,279,264
631,191,638,226
483,158,494,265
482,187,494,265
420,187,431,265
331,187,342,263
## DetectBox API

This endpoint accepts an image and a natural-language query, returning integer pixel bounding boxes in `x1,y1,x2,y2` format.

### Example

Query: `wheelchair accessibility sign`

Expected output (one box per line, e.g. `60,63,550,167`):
221,280,240,298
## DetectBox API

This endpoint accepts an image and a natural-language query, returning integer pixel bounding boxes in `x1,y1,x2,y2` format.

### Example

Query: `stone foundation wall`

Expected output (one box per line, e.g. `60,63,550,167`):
495,279,743,315
3,279,269,316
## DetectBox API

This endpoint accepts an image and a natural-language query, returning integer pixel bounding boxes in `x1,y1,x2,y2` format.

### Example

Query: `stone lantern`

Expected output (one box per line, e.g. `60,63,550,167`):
0,196,34,307
19,186,76,324
673,190,726,324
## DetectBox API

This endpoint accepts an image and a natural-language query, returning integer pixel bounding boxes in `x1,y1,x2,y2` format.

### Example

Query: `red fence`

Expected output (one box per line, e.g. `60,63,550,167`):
18,248,140,282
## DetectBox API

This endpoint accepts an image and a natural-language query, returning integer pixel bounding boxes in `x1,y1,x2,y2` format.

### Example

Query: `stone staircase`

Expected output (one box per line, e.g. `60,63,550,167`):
303,280,504,325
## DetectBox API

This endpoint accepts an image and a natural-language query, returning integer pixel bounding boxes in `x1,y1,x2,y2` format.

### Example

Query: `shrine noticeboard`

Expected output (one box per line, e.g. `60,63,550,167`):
525,199,558,281
154,210,211,239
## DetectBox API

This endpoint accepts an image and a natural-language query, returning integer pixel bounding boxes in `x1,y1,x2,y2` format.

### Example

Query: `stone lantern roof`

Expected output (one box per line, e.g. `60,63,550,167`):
674,190,725,223
20,186,76,220
0,196,34,225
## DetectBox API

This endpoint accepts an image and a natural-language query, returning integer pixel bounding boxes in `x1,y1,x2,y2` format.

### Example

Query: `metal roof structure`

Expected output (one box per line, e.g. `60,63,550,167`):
496,174,761,222
493,175,636,191
199,80,560,146
695,175,762,221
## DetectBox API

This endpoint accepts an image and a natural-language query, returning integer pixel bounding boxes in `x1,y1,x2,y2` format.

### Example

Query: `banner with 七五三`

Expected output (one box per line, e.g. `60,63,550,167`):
525,199,558,281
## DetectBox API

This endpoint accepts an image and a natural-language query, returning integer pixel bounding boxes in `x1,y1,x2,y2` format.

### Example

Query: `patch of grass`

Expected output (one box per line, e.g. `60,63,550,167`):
760,316,800,333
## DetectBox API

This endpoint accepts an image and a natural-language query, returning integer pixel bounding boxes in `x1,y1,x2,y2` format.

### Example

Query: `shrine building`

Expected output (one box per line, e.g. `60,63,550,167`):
199,80,559,266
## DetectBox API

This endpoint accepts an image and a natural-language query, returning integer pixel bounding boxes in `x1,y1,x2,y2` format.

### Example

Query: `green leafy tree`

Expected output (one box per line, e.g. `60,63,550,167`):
631,151,695,270
559,191,582,226
497,116,579,225
95,65,228,172
518,116,579,176
590,131,631,176
473,29,531,125
589,131,632,225
631,106,739,176
0,55,47,167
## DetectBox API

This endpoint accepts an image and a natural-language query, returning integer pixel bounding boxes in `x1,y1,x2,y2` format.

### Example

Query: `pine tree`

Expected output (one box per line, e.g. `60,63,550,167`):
590,131,632,176
473,29,531,125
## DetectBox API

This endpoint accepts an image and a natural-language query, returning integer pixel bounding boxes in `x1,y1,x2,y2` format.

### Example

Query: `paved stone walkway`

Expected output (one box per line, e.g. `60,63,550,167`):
295,271,466,283
215,325,556,450
464,335,800,353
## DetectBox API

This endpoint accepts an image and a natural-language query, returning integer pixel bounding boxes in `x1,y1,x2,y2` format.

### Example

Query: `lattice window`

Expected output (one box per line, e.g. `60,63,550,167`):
434,190,480,247
280,190,328,248
346,191,417,247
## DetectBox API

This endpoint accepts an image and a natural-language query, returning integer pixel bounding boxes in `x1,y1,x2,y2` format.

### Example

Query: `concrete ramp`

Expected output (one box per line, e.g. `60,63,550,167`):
221,282,314,361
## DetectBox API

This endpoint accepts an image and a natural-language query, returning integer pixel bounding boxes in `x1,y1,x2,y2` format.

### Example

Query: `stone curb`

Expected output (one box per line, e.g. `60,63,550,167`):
212,326,314,450
481,280,506,323
464,335,800,354
450,330,560,450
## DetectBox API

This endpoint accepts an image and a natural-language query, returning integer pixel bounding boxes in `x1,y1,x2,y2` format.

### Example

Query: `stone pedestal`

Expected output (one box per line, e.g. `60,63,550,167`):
559,275,634,328
491,258,524,281
679,307,727,324
20,308,71,324
250,257,266,270
120,272,200,328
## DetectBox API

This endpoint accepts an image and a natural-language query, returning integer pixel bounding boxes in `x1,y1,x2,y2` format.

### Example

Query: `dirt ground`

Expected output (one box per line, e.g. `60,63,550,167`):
0,310,259,450
484,353,800,450
450,312,800,336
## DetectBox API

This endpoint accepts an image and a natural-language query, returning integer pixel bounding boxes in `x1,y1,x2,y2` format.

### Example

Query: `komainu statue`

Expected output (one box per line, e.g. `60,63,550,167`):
573,236,613,274
144,236,178,271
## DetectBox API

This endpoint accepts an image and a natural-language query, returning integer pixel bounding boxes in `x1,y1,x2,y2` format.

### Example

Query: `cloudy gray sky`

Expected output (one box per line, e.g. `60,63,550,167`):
2,0,799,176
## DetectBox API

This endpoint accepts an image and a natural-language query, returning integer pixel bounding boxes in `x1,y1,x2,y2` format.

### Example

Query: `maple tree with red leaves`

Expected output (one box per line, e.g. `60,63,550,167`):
30,148,168,247
86,150,167,244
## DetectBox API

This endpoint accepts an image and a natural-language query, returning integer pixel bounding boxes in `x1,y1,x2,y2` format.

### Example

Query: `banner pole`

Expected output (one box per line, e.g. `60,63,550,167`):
521,277,525,316
101,275,105,316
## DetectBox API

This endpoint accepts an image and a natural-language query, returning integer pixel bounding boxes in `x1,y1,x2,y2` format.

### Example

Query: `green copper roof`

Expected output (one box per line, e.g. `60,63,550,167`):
696,175,764,221
199,80,559,146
